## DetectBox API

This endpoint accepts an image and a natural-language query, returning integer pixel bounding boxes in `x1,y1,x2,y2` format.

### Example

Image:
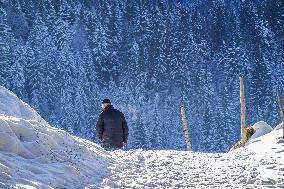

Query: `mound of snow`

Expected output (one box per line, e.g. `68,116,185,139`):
249,121,273,141
0,86,47,125
275,123,283,130
0,87,112,188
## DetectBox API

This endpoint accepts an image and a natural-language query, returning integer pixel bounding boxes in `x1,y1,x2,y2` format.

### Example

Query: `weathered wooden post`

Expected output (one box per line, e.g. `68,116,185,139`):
276,88,284,139
240,76,247,146
180,103,192,151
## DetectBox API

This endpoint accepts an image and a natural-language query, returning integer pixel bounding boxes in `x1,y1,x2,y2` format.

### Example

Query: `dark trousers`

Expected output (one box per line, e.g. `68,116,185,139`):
102,143,123,151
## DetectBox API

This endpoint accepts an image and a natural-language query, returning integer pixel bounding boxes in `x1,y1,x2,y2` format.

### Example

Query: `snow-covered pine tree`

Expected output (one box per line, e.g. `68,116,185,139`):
25,15,58,115
0,8,19,90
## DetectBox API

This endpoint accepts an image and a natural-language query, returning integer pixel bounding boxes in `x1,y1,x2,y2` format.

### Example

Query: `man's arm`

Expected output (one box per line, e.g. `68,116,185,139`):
122,114,129,143
96,113,104,141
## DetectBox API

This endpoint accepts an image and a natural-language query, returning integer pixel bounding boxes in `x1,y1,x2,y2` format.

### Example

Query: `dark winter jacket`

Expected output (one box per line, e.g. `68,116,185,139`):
96,105,128,148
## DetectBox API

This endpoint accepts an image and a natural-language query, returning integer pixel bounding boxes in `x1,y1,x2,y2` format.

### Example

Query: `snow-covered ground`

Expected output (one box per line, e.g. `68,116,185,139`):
105,124,284,189
0,86,283,189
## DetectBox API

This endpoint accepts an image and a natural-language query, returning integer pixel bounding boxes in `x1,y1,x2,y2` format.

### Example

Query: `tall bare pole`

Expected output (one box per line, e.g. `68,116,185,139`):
276,88,284,139
180,103,192,151
240,76,247,146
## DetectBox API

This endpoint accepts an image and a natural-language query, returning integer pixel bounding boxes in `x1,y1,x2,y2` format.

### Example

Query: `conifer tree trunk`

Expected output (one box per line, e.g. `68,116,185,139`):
240,76,247,146
276,88,284,139
180,103,192,151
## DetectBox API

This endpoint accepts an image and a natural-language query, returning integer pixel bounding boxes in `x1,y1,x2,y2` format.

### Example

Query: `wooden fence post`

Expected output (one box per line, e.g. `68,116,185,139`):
276,88,284,139
240,76,247,146
180,103,192,151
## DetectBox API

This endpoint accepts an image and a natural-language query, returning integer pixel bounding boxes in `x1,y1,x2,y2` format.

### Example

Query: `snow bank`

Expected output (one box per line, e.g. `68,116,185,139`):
0,86,47,125
245,126,284,187
0,86,112,188
249,121,273,141
275,123,283,130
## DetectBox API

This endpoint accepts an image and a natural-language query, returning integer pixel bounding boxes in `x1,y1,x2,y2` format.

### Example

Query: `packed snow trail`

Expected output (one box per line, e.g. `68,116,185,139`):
98,128,284,189
0,86,284,189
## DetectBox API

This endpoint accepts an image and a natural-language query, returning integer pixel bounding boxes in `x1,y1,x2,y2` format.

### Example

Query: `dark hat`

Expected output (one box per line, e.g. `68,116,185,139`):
101,99,111,104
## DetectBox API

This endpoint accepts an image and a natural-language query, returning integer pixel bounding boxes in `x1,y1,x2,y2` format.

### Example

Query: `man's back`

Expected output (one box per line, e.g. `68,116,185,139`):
96,104,128,148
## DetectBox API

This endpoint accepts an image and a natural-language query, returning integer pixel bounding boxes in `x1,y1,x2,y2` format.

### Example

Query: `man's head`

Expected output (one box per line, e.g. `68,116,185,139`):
101,99,111,109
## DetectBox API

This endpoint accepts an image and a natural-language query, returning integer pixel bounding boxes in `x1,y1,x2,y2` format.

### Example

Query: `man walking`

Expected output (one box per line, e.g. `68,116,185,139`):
96,99,129,149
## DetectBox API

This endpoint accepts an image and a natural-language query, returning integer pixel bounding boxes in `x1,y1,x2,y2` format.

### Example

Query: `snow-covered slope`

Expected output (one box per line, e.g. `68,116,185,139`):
0,87,47,125
0,86,283,188
0,86,112,188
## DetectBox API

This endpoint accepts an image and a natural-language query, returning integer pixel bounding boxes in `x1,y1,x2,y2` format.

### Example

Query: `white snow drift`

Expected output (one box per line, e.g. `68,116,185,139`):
249,121,273,141
0,86,112,188
0,86,283,189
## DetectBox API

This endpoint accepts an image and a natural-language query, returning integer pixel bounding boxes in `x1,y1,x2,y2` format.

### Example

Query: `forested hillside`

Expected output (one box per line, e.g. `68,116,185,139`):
0,0,283,152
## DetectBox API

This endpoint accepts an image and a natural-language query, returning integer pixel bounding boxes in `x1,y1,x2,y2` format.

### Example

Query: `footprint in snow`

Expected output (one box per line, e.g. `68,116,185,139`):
266,165,277,170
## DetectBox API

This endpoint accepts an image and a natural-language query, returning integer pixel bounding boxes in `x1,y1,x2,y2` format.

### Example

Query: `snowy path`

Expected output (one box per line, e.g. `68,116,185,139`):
0,86,284,189
99,134,284,189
